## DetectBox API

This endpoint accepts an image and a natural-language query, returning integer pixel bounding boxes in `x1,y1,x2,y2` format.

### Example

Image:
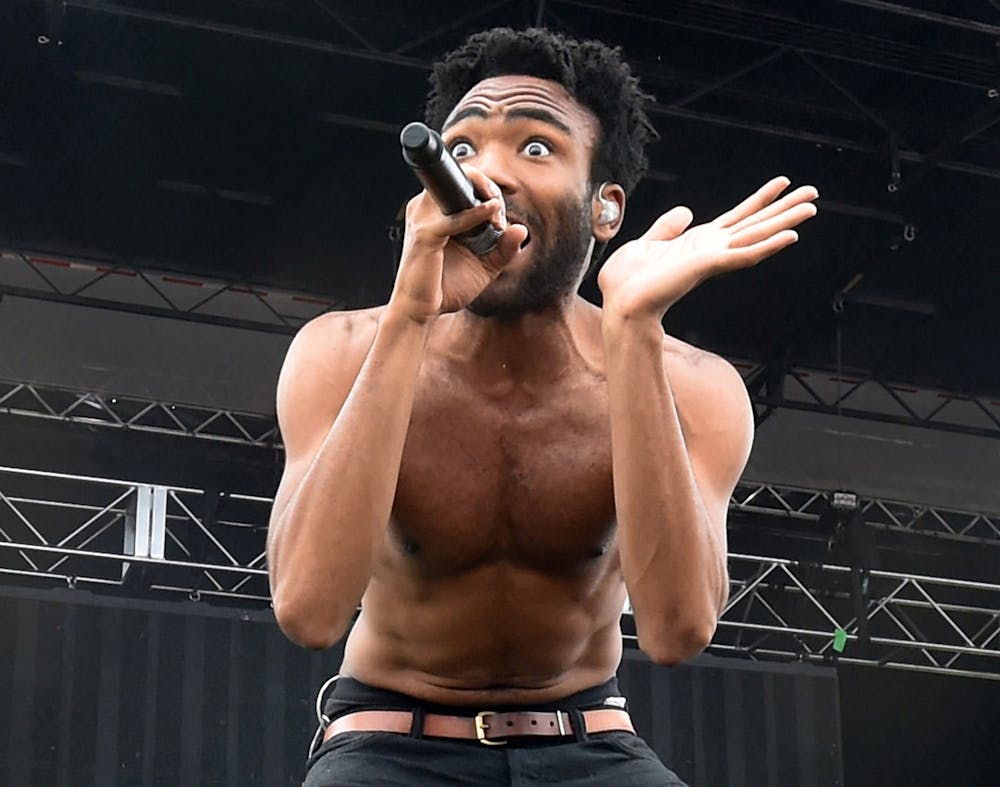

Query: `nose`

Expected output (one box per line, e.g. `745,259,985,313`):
469,145,517,197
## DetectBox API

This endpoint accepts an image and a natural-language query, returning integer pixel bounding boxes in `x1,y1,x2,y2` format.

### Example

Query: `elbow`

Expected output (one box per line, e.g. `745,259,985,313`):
280,622,342,652
271,593,349,651
638,619,716,667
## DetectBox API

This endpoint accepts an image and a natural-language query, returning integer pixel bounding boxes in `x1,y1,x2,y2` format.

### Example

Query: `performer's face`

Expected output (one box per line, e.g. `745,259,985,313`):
441,75,603,318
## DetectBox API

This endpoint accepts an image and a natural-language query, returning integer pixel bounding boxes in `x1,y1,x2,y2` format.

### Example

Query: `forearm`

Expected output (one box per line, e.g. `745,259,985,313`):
602,313,728,663
268,307,431,647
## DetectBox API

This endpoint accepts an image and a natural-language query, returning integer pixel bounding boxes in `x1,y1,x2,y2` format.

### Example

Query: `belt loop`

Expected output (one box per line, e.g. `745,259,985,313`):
568,708,588,742
409,706,425,739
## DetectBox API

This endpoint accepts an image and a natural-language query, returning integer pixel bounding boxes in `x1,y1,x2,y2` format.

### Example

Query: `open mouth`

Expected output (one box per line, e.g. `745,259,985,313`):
507,214,532,249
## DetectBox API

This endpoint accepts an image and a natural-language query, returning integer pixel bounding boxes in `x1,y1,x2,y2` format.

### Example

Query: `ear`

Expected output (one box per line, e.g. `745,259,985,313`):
591,182,626,244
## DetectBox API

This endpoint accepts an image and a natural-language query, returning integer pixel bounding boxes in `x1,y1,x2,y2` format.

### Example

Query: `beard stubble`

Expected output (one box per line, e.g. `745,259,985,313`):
467,190,593,319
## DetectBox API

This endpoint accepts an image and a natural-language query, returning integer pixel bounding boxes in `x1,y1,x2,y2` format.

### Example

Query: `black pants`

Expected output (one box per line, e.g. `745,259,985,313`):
302,677,688,786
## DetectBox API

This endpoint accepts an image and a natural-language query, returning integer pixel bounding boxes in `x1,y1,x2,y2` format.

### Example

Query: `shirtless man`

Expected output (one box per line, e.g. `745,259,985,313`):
267,27,818,786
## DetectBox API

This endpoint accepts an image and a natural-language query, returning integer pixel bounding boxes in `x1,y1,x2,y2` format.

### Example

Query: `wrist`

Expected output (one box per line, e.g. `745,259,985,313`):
382,298,439,335
601,304,666,344
385,294,440,328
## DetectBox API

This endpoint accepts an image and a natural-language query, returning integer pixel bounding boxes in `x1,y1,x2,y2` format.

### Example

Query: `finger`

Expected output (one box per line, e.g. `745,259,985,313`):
461,164,501,199
729,202,817,248
447,198,506,236
411,195,503,242
462,165,505,222
640,206,694,241
727,229,799,267
714,176,790,228
729,185,819,234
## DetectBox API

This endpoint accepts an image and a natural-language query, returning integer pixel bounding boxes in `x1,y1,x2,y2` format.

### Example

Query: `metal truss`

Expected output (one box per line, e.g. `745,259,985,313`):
0,465,273,604
5,245,999,444
3,385,995,545
5,376,999,568
0,248,323,335
3,361,997,456
1,465,997,679
0,378,279,448
732,480,1000,547
836,0,1000,36
738,359,1000,440
707,552,1000,682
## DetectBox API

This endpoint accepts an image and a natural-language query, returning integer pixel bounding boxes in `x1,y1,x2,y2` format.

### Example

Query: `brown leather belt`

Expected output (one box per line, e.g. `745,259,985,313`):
322,708,634,746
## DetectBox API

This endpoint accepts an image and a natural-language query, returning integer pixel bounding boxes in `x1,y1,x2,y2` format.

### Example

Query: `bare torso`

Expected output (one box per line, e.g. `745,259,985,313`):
333,301,697,706
316,307,625,705
343,310,625,704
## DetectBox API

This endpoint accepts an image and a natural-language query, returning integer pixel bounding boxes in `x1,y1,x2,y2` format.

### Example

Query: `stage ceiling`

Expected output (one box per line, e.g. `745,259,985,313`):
2,0,998,397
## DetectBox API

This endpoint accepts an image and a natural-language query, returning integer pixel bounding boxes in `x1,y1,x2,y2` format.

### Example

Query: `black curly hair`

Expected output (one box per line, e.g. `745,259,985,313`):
425,27,657,197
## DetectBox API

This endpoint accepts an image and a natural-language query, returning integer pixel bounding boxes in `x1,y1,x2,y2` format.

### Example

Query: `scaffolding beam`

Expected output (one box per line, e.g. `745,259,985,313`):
0,464,997,680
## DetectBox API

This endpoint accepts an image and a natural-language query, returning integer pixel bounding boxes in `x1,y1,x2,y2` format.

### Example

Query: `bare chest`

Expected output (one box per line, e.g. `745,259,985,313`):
391,366,616,575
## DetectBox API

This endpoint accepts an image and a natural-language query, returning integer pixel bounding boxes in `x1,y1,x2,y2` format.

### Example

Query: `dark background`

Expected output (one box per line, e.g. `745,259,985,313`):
2,2,1000,785
1,588,844,787
4,0,1000,395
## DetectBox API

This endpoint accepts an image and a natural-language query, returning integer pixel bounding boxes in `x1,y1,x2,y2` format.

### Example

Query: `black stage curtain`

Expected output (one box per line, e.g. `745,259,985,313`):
0,588,842,786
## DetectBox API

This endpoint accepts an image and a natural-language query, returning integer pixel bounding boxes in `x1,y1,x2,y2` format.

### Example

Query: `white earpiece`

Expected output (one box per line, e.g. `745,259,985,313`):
597,182,620,224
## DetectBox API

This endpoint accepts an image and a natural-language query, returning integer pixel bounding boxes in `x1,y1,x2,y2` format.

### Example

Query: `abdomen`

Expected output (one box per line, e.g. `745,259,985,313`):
341,557,626,704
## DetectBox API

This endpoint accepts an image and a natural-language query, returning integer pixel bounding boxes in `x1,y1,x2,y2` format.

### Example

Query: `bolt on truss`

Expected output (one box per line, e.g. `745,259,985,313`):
1,464,997,679
0,378,280,448
732,480,1000,547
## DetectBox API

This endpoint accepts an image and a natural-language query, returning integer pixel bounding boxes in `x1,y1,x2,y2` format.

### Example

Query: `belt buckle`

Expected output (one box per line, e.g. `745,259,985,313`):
474,711,507,746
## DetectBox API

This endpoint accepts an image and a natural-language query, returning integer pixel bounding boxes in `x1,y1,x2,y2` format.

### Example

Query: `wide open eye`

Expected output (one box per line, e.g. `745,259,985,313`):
523,139,553,157
450,140,476,158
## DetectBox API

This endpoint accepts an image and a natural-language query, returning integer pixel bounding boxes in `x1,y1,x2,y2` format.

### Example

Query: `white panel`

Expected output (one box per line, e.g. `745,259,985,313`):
150,486,167,560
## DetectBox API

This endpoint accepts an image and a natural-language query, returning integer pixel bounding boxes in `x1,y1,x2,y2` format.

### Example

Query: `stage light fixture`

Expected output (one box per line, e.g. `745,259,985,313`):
830,490,860,511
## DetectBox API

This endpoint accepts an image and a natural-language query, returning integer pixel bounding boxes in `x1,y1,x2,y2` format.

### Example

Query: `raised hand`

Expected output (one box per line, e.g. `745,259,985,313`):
598,177,818,322
390,166,529,323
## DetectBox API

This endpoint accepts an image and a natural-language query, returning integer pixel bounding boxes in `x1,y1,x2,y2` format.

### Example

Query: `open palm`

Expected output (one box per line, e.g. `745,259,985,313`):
598,177,818,320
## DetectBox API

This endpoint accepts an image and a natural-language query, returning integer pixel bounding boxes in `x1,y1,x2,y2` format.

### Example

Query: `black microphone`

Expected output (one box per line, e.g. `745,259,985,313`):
400,121,502,257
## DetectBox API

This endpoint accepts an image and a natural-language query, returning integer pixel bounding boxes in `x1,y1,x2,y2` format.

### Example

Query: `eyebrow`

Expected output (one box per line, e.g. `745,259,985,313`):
443,105,573,136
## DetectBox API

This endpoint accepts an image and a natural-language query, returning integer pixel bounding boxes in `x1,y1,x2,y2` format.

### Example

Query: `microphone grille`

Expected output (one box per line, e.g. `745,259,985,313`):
400,122,440,166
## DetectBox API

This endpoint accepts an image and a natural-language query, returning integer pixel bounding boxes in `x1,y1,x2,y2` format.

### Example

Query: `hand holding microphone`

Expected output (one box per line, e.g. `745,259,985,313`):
389,122,528,322
400,122,504,256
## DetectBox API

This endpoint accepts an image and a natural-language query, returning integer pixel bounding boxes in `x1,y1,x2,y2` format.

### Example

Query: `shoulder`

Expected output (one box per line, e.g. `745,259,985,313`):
290,305,384,352
660,334,755,497
660,334,754,444
281,306,384,376
661,334,746,389
276,306,384,418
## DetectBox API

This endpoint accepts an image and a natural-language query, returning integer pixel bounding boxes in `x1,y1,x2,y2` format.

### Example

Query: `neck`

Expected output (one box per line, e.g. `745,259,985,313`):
437,296,601,382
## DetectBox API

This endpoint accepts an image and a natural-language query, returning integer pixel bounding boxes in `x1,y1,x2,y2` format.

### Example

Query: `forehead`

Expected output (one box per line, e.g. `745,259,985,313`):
445,75,598,137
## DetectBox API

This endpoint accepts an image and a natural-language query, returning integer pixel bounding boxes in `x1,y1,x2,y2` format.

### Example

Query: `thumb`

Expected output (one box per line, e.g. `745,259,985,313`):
640,206,694,241
494,223,530,259
479,223,529,273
